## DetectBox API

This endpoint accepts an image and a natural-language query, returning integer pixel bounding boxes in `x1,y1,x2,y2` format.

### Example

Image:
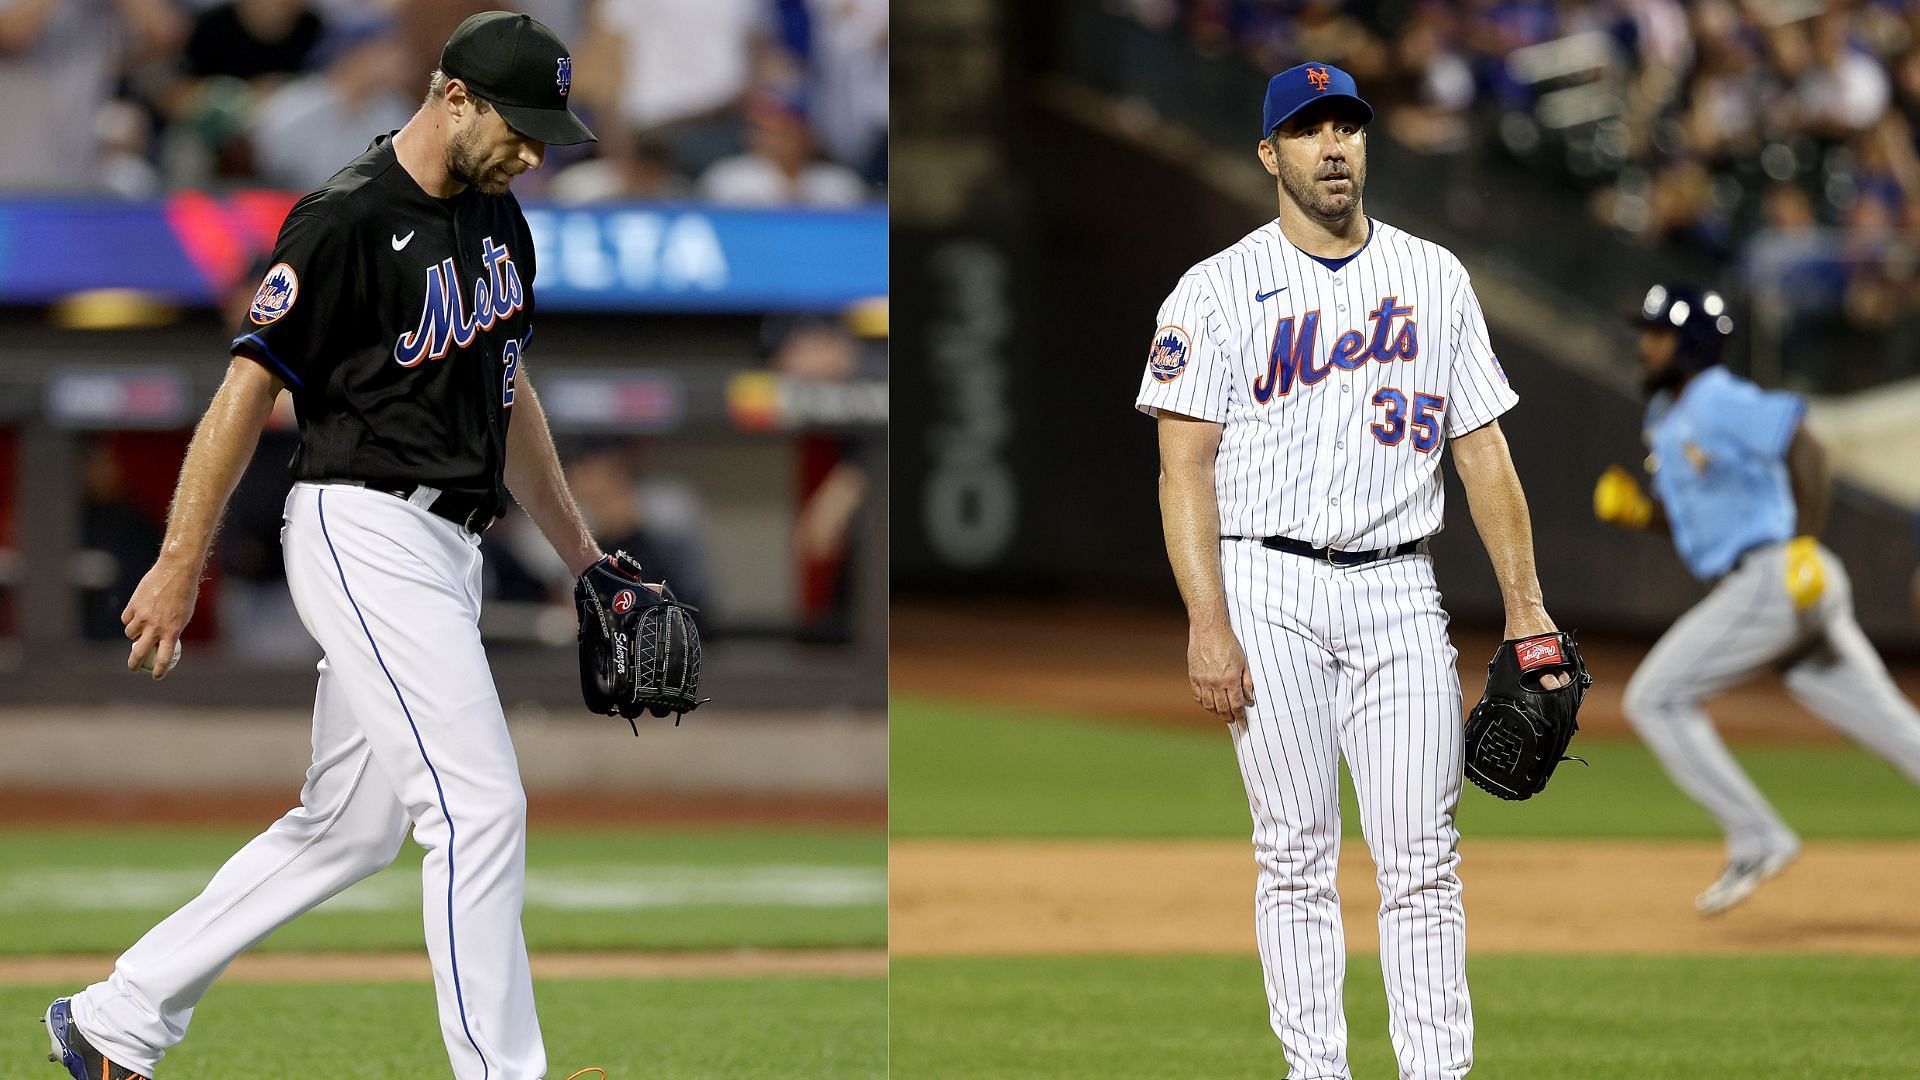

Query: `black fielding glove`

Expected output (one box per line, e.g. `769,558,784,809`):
574,551,707,731
1464,632,1592,801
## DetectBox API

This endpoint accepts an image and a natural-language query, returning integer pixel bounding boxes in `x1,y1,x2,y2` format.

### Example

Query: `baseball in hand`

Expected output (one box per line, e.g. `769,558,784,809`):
137,640,183,677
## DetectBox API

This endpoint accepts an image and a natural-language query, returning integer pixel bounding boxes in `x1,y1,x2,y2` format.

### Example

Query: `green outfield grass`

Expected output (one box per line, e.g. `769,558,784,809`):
891,696,1920,839
891,953,1920,1079
0,829,884,955
1,976,884,1079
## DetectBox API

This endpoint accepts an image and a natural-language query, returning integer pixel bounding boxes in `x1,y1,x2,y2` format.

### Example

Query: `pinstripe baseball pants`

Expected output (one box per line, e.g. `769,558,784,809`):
1222,539,1471,1080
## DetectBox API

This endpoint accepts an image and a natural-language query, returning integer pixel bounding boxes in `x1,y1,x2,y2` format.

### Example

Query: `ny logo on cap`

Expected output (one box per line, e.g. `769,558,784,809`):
1307,66,1331,91
556,56,573,96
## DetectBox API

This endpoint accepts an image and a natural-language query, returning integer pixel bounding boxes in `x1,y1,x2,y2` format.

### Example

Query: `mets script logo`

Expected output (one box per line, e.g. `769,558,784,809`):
613,589,637,614
394,236,527,367
1306,66,1332,91
248,263,299,325
556,56,573,96
1148,326,1191,382
1253,296,1418,402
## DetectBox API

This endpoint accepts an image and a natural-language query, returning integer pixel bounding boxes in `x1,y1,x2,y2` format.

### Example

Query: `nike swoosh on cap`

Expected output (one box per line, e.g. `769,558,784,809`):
1255,286,1287,301
392,231,415,250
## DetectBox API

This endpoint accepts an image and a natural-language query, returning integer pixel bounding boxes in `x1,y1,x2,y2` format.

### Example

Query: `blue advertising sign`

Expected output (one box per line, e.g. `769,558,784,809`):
0,196,885,313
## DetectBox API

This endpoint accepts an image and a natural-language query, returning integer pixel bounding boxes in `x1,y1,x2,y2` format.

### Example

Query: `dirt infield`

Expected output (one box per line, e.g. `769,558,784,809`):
893,601,1920,741
0,949,887,984
891,839,1920,956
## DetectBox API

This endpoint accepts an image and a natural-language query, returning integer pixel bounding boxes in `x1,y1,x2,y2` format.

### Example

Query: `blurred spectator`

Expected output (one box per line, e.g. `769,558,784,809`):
183,0,325,82
1378,4,1475,154
248,30,411,189
699,90,866,207
548,132,694,203
564,439,715,621
159,0,331,185
1288,0,1387,82
1745,182,1847,359
1791,12,1890,139
76,436,161,641
0,0,182,192
795,0,887,182
764,313,882,640
96,99,161,197
1677,7,1765,165
485,437,715,631
581,0,771,176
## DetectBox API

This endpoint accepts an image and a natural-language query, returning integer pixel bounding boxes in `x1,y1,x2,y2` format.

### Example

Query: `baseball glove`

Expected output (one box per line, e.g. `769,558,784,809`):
1463,632,1592,801
575,551,707,732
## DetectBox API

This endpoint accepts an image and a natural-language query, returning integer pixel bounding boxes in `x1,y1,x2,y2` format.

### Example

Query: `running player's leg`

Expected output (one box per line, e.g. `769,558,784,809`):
1783,549,1920,781
1336,554,1470,1080
283,484,542,1080
70,658,411,1074
1621,554,1801,861
1223,540,1352,1078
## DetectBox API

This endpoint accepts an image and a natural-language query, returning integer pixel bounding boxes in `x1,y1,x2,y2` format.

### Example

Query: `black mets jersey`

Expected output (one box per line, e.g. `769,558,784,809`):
231,133,535,521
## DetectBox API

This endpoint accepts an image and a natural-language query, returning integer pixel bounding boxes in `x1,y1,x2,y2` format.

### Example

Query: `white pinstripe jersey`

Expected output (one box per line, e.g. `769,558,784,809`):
1136,217,1518,550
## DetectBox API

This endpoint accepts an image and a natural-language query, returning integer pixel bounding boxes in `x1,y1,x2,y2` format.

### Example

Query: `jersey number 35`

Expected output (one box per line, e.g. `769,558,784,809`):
1370,388,1446,454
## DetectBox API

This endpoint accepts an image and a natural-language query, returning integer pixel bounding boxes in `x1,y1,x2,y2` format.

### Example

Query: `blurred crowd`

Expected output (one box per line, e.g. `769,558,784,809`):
1123,0,1920,360
0,0,886,207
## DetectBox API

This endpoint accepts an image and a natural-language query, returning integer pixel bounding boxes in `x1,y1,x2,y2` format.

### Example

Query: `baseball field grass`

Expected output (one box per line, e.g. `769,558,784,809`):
889,694,1920,1078
0,976,886,1078
0,825,885,1077
890,953,1920,1079
891,696,1920,839
0,829,885,954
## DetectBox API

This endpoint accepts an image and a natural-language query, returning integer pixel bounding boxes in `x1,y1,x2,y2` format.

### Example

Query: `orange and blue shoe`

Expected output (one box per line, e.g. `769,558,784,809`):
42,998,148,1080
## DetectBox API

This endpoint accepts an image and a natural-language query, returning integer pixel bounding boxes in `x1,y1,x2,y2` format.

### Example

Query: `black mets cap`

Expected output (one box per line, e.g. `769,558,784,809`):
441,11,596,146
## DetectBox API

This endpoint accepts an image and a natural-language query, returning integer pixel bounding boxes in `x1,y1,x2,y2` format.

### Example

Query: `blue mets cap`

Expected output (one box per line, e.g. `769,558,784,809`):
1262,62,1374,138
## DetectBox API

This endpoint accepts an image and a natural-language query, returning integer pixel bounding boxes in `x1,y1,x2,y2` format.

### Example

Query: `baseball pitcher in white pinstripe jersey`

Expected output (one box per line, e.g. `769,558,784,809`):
1138,62,1567,1080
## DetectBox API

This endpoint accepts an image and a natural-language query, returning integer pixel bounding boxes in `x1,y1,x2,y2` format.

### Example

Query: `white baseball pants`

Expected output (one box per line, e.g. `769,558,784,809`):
73,482,544,1079
1623,539,1920,862
1222,539,1471,1080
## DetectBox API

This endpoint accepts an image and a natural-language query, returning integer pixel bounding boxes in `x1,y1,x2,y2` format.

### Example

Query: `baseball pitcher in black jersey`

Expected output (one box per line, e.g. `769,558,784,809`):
43,13,632,1080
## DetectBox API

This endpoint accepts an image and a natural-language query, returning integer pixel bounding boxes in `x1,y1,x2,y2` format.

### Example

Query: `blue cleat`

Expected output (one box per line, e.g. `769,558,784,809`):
41,998,147,1080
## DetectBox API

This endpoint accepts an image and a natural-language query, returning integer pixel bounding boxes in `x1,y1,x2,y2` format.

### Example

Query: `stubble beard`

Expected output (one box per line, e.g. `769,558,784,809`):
1278,152,1365,226
447,125,512,196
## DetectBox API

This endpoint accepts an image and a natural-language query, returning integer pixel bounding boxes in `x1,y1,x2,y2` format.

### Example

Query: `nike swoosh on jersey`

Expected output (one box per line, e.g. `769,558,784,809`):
391,231,415,251
1255,286,1287,301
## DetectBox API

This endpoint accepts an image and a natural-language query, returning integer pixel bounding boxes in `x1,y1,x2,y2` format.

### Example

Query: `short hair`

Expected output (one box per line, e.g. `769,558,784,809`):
423,68,491,113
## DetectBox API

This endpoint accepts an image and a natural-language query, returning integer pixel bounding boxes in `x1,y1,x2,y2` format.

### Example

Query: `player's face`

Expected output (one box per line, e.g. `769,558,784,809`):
1638,326,1683,397
1261,107,1367,223
447,98,547,196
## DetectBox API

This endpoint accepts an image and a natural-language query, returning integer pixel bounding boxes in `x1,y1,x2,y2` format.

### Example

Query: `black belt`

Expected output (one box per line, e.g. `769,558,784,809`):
325,479,498,533
1223,534,1430,567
